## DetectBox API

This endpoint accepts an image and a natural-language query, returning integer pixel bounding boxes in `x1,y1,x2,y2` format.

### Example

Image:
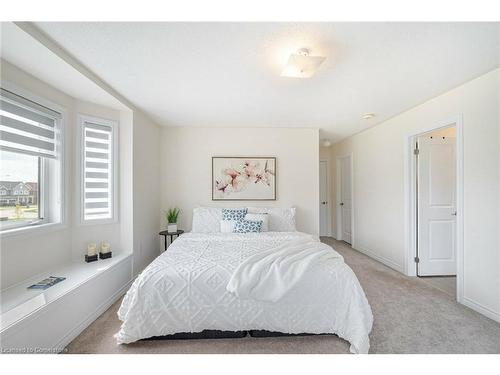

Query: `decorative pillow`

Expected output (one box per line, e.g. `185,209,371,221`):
220,220,237,233
233,219,263,233
247,207,296,232
191,207,222,233
244,213,269,232
222,208,248,221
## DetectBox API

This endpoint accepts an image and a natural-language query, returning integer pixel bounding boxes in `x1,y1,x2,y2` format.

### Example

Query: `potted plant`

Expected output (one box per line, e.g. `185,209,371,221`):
165,208,180,233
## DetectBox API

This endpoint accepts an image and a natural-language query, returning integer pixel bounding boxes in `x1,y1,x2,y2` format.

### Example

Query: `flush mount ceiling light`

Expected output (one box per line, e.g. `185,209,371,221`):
322,139,332,147
281,48,326,78
362,113,375,120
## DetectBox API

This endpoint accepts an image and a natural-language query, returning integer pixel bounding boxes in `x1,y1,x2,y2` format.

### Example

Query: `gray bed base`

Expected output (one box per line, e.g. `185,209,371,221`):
144,330,331,341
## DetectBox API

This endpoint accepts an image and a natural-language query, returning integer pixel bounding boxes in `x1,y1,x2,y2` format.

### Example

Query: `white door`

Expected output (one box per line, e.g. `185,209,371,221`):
319,161,329,236
417,135,456,276
339,156,352,244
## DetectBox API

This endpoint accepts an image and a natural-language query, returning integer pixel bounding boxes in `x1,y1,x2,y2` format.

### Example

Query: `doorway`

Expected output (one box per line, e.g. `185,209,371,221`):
319,160,331,237
407,121,463,299
336,154,353,244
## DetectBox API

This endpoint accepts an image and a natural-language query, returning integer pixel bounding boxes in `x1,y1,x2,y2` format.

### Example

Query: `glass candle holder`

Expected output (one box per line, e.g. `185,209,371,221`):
100,241,111,254
87,243,97,256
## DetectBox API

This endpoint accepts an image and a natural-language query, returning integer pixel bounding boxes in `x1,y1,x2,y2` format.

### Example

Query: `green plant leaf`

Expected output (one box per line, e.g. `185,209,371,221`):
165,207,180,223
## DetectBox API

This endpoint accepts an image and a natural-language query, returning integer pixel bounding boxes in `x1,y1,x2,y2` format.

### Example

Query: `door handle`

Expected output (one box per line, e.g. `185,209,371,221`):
340,202,344,206
451,211,457,216
321,201,327,205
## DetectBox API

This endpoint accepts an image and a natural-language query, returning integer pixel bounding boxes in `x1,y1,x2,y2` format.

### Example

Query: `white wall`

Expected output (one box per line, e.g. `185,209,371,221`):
0,60,163,289
328,68,500,321
132,111,161,275
161,127,319,235
1,60,74,288
0,60,133,288
319,146,332,161
119,110,134,257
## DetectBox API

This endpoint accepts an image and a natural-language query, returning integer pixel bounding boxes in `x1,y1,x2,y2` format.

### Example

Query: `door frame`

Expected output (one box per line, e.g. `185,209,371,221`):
336,153,354,244
404,115,464,302
319,159,332,237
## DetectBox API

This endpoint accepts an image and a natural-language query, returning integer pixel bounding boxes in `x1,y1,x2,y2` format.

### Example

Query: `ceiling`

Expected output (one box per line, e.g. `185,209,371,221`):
0,22,127,111
15,23,500,142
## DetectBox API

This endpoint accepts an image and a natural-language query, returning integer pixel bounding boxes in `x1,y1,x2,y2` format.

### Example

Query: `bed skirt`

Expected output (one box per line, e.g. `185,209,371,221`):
142,330,331,341
144,330,247,340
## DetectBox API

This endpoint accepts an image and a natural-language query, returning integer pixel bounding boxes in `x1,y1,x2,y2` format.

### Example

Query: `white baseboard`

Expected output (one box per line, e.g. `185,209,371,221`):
352,243,405,274
54,279,133,351
461,296,500,323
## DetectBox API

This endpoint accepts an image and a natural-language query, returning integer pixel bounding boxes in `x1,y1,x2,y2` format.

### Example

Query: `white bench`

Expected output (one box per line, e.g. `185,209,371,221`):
0,253,133,353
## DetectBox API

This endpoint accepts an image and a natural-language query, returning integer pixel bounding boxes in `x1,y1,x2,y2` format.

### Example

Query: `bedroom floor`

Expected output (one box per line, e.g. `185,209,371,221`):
64,238,500,354
420,276,457,297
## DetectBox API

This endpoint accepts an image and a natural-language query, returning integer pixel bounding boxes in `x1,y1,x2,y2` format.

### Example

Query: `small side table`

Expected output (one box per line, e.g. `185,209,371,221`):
159,230,184,251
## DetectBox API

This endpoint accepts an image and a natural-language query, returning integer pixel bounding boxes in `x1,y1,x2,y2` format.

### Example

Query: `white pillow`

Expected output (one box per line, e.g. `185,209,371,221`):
247,207,296,232
220,220,237,233
191,207,222,233
244,213,269,232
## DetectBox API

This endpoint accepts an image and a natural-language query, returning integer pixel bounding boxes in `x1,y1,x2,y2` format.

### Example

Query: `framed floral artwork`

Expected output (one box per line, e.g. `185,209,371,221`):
212,157,276,200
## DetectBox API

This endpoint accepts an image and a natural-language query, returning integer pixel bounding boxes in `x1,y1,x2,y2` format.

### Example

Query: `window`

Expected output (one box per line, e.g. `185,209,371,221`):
80,115,117,223
0,88,62,232
0,151,42,229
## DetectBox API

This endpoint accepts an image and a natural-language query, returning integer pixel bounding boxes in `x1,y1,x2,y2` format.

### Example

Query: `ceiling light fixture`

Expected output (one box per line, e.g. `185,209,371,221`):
362,113,375,120
322,139,332,147
281,48,326,78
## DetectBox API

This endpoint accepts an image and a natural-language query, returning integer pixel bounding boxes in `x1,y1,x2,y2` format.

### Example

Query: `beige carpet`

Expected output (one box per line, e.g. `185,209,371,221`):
420,276,457,297
65,238,500,354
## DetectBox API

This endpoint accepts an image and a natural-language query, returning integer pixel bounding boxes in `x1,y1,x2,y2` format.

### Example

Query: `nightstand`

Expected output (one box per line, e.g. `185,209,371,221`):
159,230,184,251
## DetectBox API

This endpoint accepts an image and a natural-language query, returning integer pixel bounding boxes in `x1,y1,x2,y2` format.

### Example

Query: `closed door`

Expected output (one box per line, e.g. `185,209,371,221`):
319,161,329,236
417,135,456,276
339,156,352,244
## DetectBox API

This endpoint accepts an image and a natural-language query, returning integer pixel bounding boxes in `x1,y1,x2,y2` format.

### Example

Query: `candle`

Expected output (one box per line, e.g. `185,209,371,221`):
100,241,111,254
87,243,97,256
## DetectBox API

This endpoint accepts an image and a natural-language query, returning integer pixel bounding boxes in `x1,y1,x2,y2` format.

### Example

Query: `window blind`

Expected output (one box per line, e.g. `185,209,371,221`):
0,88,60,158
83,120,113,221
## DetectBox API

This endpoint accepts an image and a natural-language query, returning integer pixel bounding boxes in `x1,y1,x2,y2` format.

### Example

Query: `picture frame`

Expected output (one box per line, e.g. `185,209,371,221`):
212,156,276,201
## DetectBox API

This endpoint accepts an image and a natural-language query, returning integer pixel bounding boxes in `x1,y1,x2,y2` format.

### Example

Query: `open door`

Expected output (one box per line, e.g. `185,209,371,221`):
417,133,457,276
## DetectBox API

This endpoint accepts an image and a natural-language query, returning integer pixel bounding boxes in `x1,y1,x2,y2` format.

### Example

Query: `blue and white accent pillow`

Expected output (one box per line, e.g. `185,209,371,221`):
221,208,249,233
233,219,263,233
222,208,248,221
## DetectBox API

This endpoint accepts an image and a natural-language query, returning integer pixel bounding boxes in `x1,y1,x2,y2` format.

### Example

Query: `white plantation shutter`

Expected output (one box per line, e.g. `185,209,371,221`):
82,118,114,221
0,88,60,158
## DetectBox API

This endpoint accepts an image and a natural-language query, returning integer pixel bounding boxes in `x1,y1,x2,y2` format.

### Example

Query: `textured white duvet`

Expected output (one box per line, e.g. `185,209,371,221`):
227,238,343,302
116,232,373,353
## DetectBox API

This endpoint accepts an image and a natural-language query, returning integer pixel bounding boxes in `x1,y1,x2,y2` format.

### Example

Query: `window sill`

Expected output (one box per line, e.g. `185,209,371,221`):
78,217,118,226
0,252,132,334
0,221,66,239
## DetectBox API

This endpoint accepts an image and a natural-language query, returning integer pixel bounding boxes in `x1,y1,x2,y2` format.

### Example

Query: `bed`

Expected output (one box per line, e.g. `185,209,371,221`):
115,208,373,353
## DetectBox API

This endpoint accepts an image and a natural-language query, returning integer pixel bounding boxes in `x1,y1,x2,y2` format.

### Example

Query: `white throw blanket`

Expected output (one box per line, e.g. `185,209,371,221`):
227,239,343,302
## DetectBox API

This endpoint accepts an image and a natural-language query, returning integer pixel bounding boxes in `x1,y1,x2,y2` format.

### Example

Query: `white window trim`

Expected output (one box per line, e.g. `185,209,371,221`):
78,114,119,226
0,81,67,238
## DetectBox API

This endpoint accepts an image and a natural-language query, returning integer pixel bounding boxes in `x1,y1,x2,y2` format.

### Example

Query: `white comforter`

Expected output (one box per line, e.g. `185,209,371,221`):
116,232,373,353
227,238,343,302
